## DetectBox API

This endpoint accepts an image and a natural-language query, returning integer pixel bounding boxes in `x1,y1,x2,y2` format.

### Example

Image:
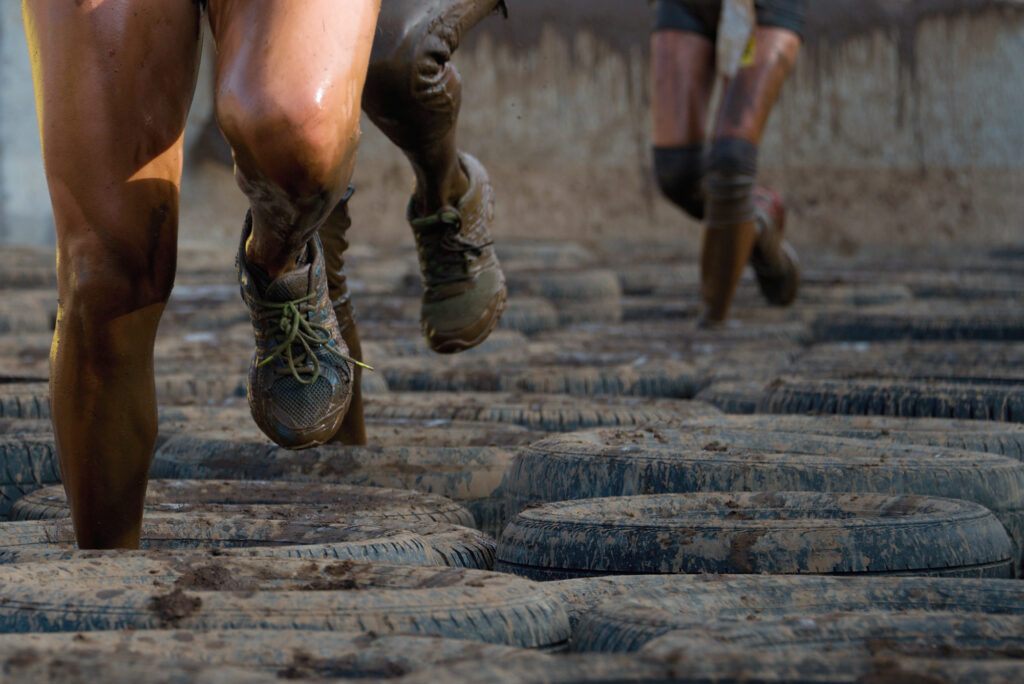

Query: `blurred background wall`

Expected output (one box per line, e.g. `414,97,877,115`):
2,0,1022,254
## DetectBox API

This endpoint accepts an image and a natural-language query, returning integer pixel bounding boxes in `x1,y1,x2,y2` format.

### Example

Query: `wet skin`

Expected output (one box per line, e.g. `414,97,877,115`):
651,25,801,323
23,0,380,548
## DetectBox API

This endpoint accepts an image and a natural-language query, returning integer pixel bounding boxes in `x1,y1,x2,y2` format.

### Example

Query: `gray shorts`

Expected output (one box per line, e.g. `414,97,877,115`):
653,0,807,39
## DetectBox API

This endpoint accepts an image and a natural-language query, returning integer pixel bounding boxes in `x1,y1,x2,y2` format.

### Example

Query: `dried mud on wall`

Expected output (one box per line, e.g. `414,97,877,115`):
335,0,1024,253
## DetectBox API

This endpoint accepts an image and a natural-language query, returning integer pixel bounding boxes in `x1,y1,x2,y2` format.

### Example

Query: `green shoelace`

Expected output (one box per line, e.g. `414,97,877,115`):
257,293,372,385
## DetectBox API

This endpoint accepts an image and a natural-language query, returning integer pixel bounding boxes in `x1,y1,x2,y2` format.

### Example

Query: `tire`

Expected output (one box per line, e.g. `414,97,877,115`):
547,573,1024,628
0,436,59,517
150,436,519,537
0,418,54,437
399,649,1024,684
694,381,764,414
537,320,810,349
398,652,692,684
496,241,596,271
621,285,911,323
616,265,909,306
629,609,1024,658
0,651,278,684
364,329,529,359
507,427,1024,513
153,374,246,405
668,413,1024,460
553,299,623,326
9,480,476,529
362,392,720,432
497,297,560,335
791,341,1024,385
0,383,50,420
0,630,526,679
504,426,1024,571
0,268,56,290
0,514,493,568
811,304,1024,342
906,272,1024,300
621,297,698,322
760,377,1024,422
382,360,698,399
496,492,1014,580
0,556,570,647
158,409,545,447
506,270,621,301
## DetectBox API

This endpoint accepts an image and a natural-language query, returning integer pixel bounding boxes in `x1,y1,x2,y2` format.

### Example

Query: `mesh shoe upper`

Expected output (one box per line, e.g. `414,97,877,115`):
237,214,357,448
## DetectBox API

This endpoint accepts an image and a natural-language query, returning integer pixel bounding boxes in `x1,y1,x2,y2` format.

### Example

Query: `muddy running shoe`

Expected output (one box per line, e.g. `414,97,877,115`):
409,152,507,354
237,213,364,448
751,187,800,306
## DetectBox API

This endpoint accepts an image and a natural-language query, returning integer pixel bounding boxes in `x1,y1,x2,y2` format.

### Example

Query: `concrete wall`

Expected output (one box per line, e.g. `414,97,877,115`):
0,2,51,245
3,1,1023,251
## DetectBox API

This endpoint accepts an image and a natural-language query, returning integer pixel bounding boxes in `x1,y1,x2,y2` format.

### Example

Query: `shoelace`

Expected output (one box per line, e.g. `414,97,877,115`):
411,208,493,287
256,293,372,385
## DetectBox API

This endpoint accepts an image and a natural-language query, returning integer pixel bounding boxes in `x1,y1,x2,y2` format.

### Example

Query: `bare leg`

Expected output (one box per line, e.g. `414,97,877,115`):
22,0,201,548
650,30,716,149
210,0,380,279
703,26,801,323
209,0,379,448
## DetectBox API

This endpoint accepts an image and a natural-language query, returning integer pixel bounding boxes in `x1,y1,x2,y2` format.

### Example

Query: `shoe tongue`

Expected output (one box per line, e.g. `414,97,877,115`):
265,263,312,302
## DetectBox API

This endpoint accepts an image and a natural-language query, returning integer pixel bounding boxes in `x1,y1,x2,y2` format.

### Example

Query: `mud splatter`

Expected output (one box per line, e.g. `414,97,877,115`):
174,563,255,591
150,588,202,624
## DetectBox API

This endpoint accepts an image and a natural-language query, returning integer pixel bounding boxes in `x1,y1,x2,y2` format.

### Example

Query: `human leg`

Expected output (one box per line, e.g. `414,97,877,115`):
650,24,716,219
22,0,202,548
209,0,379,448
702,25,802,323
318,187,367,445
361,0,507,354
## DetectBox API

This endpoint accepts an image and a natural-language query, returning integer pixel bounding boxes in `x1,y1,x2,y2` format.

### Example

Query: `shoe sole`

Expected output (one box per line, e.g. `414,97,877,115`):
427,285,509,355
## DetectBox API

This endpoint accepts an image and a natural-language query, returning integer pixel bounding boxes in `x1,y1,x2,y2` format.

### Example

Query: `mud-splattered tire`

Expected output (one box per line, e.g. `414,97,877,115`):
382,360,698,399
0,296,56,334
497,492,1014,580
153,374,246,405
0,630,527,679
506,270,621,301
0,557,570,647
399,648,1024,684
157,407,544,447
0,514,493,568
364,330,529,359
496,297,560,335
546,573,1024,628
790,341,1024,385
497,241,596,271
398,652,691,684
504,426,1024,571
664,413,1024,460
0,651,279,684
150,436,519,536
760,377,1024,422
811,304,1024,342
0,436,59,517
505,428,1024,514
553,300,623,326
0,383,50,420
362,392,720,432
9,480,475,529
627,609,1024,658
